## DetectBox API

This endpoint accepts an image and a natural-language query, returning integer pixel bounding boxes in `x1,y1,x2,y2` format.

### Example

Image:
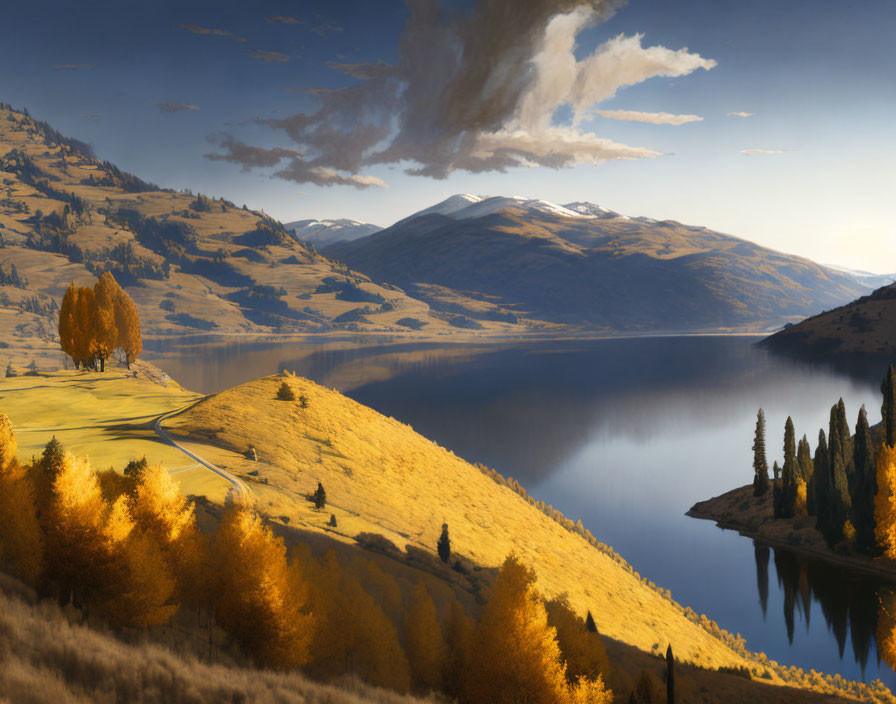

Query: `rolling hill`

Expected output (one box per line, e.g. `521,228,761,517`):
326,194,888,334
0,104,539,368
762,281,896,363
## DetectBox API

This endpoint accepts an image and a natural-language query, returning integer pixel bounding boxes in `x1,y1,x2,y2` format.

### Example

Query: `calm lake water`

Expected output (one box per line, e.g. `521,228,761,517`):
146,335,896,688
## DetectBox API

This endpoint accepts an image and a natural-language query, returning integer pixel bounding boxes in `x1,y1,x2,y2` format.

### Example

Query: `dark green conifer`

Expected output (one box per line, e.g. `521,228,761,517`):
313,481,326,510
437,523,451,563
852,405,877,554
666,644,675,704
826,403,852,546
883,365,896,447
778,417,798,518
752,409,769,497
39,435,64,474
814,429,831,538
585,610,598,633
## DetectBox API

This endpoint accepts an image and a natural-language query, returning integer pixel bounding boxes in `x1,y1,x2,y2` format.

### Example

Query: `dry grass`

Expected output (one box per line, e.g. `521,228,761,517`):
164,372,896,703
0,574,440,704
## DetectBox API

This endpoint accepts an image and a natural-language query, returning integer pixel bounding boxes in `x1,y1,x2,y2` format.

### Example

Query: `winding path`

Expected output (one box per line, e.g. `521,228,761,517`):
153,407,252,500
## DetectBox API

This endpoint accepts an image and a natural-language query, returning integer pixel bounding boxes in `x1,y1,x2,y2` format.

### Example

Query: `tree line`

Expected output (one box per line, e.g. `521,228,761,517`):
58,271,142,370
752,365,896,556
0,417,614,703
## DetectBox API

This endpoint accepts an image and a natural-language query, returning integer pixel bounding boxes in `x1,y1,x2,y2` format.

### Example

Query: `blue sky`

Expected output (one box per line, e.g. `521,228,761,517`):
1,0,893,272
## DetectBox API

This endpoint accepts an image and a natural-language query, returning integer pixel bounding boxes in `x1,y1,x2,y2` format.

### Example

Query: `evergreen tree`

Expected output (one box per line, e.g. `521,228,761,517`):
438,523,451,563
853,405,877,554
814,430,831,538
778,417,798,518
585,610,598,633
883,365,896,447
666,644,675,704
313,481,326,510
827,403,852,546
752,409,769,496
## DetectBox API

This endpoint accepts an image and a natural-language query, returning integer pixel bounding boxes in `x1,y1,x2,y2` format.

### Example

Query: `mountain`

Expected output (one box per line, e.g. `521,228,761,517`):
0,105,538,366
762,280,896,362
325,194,884,333
284,218,382,247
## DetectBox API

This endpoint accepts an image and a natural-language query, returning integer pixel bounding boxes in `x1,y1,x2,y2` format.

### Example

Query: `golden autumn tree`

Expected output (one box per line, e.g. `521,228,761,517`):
302,549,411,692
874,444,896,559
465,555,611,704
73,285,96,368
213,502,312,669
442,595,475,700
126,464,206,607
545,596,612,687
0,414,43,585
404,582,448,692
113,281,142,367
58,283,77,365
91,272,119,372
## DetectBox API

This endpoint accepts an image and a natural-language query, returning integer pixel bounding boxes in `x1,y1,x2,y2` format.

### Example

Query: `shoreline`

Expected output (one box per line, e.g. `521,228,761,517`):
688,485,896,583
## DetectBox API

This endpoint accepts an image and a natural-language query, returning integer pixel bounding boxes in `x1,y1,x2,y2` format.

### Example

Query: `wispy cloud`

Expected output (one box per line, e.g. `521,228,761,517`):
741,148,792,156
727,111,754,118
248,49,290,63
594,109,703,125
207,0,716,188
155,102,200,113
311,23,343,36
177,24,246,43
53,63,94,70
268,15,303,25
82,114,102,120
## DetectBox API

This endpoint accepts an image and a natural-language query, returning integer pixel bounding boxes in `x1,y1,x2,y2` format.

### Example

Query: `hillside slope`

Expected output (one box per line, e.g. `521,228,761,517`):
326,195,884,333
762,281,896,362
0,104,535,364
162,372,892,700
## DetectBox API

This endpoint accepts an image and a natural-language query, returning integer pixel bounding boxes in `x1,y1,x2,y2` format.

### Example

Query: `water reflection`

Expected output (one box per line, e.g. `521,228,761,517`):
757,539,884,674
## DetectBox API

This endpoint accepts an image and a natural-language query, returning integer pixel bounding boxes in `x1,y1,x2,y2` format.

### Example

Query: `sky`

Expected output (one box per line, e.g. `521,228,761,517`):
1,0,894,272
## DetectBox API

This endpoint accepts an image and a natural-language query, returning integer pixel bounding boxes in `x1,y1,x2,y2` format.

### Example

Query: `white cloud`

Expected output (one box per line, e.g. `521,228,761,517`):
741,148,790,156
727,111,754,118
594,109,703,125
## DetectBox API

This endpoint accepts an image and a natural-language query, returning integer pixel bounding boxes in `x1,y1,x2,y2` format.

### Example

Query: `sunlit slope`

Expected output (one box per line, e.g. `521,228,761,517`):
0,366,229,501
0,103,534,365
763,281,896,361
168,373,763,672
326,205,875,332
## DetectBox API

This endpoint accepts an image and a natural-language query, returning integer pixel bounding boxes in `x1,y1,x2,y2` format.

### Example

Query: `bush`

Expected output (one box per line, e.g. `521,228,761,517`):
276,382,296,401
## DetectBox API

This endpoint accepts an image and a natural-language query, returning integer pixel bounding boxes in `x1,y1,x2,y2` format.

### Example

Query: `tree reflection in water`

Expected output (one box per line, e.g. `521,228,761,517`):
755,539,883,675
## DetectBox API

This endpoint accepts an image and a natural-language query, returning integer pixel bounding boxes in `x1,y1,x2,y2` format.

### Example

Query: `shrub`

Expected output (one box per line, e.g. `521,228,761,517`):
276,382,296,401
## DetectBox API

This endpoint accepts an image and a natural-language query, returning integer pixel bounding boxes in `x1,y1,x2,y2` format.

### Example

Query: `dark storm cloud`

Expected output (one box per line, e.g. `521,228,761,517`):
204,133,302,170
155,102,200,113
206,0,715,189
248,49,290,63
178,24,246,43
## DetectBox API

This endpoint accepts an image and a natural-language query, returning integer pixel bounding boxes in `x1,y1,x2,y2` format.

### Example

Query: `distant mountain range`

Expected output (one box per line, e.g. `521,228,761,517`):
324,194,892,333
284,218,382,248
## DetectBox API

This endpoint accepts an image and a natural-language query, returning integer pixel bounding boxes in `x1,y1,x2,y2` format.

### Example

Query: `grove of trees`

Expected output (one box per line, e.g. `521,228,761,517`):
58,272,141,371
757,364,896,558
0,417,613,703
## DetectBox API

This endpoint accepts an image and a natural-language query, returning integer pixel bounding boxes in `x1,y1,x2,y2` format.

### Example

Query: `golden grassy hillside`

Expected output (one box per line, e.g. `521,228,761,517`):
163,372,894,701
0,104,540,370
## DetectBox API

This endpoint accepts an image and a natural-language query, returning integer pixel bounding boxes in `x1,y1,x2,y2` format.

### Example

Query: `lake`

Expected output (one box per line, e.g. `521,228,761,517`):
145,334,896,688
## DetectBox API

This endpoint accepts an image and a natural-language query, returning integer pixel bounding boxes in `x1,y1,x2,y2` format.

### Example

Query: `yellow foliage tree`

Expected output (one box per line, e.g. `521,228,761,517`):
874,444,896,559
213,503,312,669
0,416,43,585
304,550,411,692
465,555,611,704
442,595,475,700
113,282,142,367
545,596,612,686
404,582,448,692
58,283,77,366
92,272,119,372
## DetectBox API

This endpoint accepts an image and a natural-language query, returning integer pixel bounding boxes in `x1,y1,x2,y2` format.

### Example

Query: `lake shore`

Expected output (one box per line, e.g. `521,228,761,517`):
688,485,896,582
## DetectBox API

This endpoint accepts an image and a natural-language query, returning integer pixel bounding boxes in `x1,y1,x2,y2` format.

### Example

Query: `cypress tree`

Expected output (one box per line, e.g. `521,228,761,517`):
585,610,598,633
666,644,675,704
772,461,782,516
437,523,451,563
815,430,831,538
313,481,326,510
853,406,877,554
827,403,851,546
883,365,896,447
752,409,769,497
779,417,798,518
